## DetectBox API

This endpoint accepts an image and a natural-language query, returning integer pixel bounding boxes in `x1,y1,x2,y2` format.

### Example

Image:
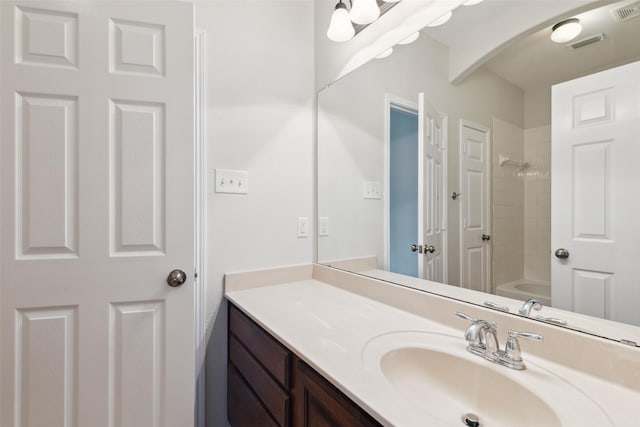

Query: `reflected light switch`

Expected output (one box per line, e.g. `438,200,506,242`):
319,217,329,237
297,217,309,238
363,181,381,199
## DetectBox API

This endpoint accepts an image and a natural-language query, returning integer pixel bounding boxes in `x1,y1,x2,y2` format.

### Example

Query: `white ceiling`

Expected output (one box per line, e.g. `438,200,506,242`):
424,0,640,90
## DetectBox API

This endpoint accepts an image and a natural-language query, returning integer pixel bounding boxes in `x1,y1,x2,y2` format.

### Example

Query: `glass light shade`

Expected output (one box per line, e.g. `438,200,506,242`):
427,10,453,27
462,0,484,5
327,3,355,42
398,32,420,45
551,19,582,43
350,0,380,25
375,47,393,59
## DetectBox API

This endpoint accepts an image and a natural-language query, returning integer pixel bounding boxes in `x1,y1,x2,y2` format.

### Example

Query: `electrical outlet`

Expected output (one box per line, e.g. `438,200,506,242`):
319,217,329,237
297,217,309,238
363,181,381,199
215,169,249,194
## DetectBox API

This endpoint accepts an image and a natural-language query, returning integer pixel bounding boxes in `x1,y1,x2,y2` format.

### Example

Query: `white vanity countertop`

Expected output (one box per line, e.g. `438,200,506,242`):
225,265,640,427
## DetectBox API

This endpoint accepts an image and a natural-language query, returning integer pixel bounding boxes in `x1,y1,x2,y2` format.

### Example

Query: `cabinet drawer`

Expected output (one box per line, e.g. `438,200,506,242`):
229,334,290,426
228,365,279,427
229,303,291,388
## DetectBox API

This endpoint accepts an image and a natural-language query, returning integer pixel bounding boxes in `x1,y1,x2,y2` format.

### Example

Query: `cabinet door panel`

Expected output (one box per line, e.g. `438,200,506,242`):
294,360,381,427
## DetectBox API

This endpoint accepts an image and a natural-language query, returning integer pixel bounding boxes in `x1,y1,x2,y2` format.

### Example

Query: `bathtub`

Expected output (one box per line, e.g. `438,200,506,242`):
495,280,551,306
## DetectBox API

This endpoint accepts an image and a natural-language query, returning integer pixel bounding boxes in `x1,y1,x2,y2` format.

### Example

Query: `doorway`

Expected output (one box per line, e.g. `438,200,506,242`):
384,94,447,282
389,106,419,277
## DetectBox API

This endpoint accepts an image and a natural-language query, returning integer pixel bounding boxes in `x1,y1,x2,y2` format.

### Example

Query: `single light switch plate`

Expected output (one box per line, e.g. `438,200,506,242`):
319,217,329,237
215,169,248,194
363,181,381,199
297,217,309,238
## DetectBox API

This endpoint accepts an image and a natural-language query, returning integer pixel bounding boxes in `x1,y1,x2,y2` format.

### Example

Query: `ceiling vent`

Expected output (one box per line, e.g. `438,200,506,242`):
570,33,606,49
611,1,640,23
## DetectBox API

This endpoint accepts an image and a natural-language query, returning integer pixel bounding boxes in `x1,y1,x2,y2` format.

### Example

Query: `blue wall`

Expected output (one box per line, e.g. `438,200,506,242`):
390,108,419,277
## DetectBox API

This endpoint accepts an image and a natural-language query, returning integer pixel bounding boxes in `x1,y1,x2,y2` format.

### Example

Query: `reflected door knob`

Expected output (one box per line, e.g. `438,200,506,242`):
425,245,436,254
482,234,491,241
167,269,187,287
411,244,420,253
554,248,570,259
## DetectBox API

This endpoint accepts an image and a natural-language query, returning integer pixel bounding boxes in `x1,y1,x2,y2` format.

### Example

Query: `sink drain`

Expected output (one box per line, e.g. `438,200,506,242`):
462,413,480,427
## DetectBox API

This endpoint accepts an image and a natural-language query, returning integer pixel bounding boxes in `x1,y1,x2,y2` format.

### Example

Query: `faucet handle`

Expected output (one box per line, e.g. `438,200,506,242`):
508,329,543,341
454,312,497,329
534,315,568,326
483,301,510,312
500,329,543,370
454,311,478,322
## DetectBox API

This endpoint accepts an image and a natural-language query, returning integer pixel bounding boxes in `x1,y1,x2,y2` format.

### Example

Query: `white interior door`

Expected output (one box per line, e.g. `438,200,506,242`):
1,2,196,426
552,60,640,325
418,93,446,282
460,121,491,293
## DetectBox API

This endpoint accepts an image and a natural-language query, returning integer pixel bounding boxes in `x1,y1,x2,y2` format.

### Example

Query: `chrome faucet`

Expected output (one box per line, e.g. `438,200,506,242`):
455,312,499,362
465,320,499,358
455,312,543,370
519,298,568,326
519,298,542,316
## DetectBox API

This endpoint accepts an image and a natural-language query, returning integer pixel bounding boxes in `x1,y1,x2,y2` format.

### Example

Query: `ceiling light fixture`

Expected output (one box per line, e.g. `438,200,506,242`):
326,1,456,43
550,18,582,43
350,0,380,25
398,32,420,45
426,10,453,27
327,1,356,42
326,0,400,43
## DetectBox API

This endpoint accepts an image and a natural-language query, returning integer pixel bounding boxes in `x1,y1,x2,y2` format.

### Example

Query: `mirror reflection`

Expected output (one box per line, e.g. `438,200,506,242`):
317,0,640,338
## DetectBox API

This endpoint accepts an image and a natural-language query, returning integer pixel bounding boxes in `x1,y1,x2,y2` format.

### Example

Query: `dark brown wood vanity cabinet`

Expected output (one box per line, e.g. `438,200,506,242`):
228,302,292,427
228,302,382,427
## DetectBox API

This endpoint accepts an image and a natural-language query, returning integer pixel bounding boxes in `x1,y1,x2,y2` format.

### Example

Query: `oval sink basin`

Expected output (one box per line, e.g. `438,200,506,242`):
362,331,612,427
381,347,558,426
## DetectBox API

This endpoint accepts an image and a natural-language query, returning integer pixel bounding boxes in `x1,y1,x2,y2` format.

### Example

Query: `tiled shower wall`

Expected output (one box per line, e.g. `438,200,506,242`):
523,125,551,283
491,119,552,291
492,118,524,290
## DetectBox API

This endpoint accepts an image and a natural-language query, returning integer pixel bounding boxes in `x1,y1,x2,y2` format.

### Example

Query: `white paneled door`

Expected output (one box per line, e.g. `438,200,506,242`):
418,94,446,282
1,2,196,426
552,60,640,325
460,121,491,293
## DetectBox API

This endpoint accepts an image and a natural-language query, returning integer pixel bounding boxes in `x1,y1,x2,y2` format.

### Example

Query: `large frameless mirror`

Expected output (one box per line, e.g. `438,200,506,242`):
317,0,640,344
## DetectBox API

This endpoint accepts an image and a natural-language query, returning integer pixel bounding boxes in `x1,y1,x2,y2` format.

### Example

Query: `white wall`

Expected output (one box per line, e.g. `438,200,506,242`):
524,84,552,129
317,82,386,265
317,34,524,285
196,3,315,426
